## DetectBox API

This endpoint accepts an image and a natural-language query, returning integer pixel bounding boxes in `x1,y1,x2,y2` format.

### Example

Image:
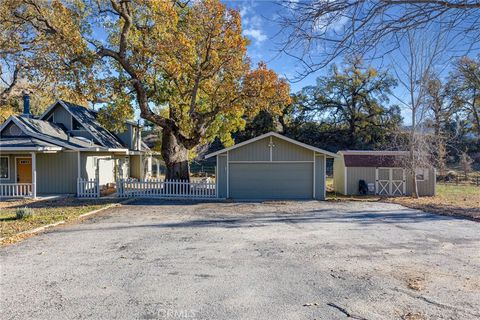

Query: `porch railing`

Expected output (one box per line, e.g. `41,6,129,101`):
77,178,100,198
117,179,216,199
0,183,33,198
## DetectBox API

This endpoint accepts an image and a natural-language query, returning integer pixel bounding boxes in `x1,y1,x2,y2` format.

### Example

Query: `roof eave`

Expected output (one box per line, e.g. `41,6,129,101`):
204,132,338,159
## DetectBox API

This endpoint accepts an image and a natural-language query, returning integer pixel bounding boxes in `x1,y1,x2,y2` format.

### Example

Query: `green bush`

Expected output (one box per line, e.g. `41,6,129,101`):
16,207,34,220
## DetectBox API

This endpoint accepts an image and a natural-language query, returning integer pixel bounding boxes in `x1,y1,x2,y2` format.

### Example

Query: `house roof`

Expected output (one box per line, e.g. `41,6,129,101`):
40,100,125,149
338,151,409,167
204,132,338,159
0,137,63,152
0,116,104,150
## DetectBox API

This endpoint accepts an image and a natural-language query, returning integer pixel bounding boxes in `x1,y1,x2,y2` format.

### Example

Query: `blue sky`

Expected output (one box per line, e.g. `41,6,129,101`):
225,0,480,124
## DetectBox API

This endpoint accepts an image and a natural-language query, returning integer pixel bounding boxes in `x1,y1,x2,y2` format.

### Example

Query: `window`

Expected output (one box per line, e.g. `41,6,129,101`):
72,117,83,130
0,157,9,179
415,168,428,181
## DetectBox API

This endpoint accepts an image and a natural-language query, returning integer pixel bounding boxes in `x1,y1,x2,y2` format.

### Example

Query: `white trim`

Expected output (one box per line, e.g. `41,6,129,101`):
0,156,10,180
227,161,314,164
269,136,273,162
0,115,14,132
31,152,37,198
338,150,409,156
226,151,229,198
0,147,62,152
14,156,32,183
323,155,327,200
215,155,219,197
312,152,316,198
205,132,338,159
77,151,81,180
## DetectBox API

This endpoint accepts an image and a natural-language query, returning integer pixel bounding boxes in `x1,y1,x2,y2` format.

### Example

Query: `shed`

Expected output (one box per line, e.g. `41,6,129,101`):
205,132,337,200
333,151,436,197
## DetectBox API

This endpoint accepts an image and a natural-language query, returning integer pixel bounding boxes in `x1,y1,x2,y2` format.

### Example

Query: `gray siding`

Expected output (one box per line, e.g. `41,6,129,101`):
117,124,136,150
229,137,270,161
345,167,376,195
50,105,72,130
37,152,77,194
345,167,435,196
406,168,435,196
314,154,326,200
229,162,313,200
272,137,313,161
216,155,227,198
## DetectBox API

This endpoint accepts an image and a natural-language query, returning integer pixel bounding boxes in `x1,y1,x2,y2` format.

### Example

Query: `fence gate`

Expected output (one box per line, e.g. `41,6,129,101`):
77,178,100,198
116,179,216,199
376,168,405,196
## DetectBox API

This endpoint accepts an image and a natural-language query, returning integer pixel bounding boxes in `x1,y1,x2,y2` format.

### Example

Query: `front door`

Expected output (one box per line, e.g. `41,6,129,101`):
16,158,32,183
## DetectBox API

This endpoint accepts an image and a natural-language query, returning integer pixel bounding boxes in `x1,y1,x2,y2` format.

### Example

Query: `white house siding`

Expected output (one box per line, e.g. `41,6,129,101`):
333,156,345,194
80,152,115,181
36,152,77,194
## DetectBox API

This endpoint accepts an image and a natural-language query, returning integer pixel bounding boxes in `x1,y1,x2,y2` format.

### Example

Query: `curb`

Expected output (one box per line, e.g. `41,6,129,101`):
0,198,135,242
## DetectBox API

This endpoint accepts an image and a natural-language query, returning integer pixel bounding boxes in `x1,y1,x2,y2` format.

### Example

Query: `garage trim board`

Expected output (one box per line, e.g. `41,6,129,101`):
205,132,337,201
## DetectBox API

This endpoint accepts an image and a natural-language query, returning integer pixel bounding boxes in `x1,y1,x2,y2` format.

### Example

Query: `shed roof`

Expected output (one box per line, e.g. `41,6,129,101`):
205,132,338,159
338,151,409,167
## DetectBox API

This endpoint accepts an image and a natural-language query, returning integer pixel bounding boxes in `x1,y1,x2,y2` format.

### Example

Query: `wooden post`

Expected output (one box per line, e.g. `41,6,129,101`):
31,152,37,199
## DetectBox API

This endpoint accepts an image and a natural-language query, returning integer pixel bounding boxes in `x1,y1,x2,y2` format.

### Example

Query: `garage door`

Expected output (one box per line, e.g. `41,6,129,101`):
229,163,313,200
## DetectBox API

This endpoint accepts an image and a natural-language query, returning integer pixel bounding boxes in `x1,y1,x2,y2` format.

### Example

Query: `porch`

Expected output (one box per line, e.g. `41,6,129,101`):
0,153,39,198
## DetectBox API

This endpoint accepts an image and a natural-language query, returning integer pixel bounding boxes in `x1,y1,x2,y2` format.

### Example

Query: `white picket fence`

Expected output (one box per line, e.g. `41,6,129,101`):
77,178,100,198
117,179,216,199
0,183,33,198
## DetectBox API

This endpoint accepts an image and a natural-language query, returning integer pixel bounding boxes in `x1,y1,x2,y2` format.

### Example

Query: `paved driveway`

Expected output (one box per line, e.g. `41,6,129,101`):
1,200,479,320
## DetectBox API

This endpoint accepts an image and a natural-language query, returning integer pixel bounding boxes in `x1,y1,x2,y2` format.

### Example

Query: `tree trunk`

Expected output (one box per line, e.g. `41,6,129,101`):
161,127,190,181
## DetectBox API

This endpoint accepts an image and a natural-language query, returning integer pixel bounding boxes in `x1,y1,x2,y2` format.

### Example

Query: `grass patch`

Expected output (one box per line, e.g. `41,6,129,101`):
0,197,119,244
388,184,480,220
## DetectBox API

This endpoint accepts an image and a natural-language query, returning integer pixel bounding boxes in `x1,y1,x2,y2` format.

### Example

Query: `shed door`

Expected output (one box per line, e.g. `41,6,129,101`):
229,163,313,200
376,168,405,196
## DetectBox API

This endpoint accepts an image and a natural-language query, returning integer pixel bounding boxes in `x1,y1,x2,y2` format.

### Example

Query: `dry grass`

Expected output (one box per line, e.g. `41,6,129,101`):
388,184,480,220
0,197,119,244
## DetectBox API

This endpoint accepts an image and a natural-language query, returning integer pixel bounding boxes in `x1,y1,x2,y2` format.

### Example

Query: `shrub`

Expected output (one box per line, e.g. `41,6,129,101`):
16,207,34,220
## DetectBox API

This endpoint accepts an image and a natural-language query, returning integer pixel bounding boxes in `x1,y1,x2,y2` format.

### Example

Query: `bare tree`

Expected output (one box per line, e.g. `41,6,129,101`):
278,0,480,78
459,151,473,179
390,29,448,197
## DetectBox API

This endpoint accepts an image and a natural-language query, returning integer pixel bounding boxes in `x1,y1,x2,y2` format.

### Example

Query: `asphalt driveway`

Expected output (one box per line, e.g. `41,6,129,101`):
1,200,479,320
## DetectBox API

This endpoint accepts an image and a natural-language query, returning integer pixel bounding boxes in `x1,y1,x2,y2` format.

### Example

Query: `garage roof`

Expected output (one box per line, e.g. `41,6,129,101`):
205,132,338,159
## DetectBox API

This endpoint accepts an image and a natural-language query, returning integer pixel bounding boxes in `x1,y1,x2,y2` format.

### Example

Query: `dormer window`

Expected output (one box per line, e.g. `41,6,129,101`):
72,117,83,130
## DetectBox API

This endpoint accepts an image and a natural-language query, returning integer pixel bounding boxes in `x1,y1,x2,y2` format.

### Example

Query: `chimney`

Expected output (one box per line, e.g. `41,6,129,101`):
22,92,32,118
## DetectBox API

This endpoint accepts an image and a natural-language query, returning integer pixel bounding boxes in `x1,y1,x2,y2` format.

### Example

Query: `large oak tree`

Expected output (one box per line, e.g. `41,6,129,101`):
2,0,291,180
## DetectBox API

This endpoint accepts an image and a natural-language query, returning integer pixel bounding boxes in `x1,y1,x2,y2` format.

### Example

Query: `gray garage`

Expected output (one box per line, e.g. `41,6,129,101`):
205,132,337,200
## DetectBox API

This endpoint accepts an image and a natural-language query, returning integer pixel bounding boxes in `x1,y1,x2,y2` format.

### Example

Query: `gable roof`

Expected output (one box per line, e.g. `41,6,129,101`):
39,100,125,149
204,132,338,159
0,116,103,150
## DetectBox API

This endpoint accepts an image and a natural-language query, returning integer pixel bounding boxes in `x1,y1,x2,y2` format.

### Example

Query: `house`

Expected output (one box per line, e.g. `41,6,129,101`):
0,95,161,198
205,132,337,200
333,151,436,196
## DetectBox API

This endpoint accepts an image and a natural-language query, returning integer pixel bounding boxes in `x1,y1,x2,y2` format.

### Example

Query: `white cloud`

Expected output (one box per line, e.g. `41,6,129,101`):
243,28,268,43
